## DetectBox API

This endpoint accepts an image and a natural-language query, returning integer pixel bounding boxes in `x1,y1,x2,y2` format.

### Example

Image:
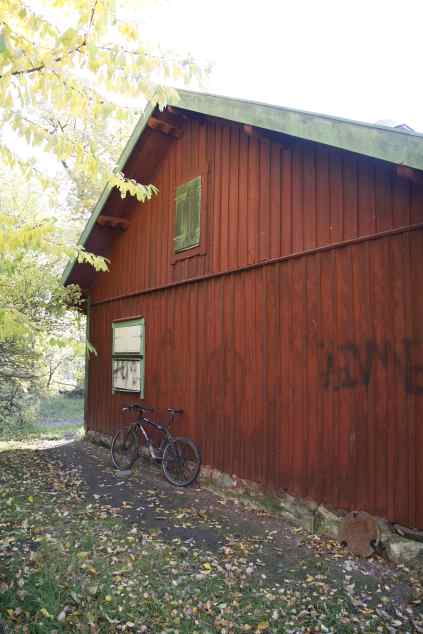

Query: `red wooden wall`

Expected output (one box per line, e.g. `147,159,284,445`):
86,111,423,528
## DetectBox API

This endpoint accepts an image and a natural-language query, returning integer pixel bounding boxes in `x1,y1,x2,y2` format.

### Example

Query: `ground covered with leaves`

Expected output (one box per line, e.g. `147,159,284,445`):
0,435,422,633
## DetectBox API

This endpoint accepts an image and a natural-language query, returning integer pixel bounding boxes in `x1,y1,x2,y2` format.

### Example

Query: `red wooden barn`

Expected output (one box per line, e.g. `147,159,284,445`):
64,90,423,529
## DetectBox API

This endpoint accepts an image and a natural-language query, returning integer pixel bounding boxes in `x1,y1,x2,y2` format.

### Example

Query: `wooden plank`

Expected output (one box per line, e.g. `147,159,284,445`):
222,275,235,474
247,137,260,264
259,138,271,261
220,125,231,271
329,148,343,243
280,148,293,256
388,235,408,524
374,163,393,232
410,230,423,528
228,126,240,269
291,257,306,496
411,183,423,223
319,249,336,503
351,242,370,512
358,158,376,236
369,239,389,517
342,155,358,240
269,142,282,259
264,263,282,486
303,146,316,250
397,165,423,186
305,253,321,500
238,130,249,266
392,173,410,228
211,123,222,272
279,261,292,489
334,247,356,508
406,232,417,527
96,215,129,230
292,142,304,253
316,146,330,246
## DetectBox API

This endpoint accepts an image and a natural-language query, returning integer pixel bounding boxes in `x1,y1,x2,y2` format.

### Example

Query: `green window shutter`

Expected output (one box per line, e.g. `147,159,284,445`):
175,176,201,252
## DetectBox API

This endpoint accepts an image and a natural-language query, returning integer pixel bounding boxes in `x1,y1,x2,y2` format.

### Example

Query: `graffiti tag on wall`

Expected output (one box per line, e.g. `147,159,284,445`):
320,339,423,395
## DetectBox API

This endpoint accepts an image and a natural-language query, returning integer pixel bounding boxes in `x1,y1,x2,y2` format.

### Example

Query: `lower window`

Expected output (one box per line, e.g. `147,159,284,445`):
112,318,145,397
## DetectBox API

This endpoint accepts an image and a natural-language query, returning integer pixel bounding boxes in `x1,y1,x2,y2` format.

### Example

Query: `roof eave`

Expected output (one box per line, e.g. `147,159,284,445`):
62,100,156,286
63,89,423,287
175,89,423,172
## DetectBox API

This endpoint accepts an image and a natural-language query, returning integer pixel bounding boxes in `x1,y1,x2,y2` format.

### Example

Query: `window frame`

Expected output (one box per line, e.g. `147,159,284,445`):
111,317,145,398
171,164,209,264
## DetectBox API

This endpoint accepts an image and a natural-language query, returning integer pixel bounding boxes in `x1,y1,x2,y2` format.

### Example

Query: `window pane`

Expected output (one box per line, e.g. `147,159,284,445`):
113,324,141,354
112,359,141,391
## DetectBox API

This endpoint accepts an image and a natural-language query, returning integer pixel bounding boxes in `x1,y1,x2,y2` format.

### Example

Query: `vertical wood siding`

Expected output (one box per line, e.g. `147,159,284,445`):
86,113,423,529
88,228,423,529
90,117,420,304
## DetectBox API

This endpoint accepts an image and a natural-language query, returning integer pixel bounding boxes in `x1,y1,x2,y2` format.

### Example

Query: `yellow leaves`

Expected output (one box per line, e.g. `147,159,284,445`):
119,23,138,41
256,622,270,632
110,172,159,203
27,495,33,503
39,607,52,619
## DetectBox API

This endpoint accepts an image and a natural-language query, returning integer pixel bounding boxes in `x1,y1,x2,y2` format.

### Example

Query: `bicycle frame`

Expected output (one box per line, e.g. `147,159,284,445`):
132,413,175,457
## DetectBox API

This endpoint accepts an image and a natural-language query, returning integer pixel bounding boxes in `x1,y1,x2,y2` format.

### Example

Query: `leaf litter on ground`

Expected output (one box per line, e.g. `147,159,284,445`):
0,436,422,633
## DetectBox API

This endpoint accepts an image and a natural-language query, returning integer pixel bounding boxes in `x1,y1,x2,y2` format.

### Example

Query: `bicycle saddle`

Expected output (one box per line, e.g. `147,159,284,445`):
168,408,183,415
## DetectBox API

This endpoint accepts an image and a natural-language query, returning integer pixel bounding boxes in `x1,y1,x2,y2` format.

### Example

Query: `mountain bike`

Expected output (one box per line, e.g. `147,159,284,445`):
111,404,201,487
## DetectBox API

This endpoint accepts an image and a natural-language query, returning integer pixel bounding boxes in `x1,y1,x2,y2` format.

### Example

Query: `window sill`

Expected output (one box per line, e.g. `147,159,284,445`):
171,245,207,265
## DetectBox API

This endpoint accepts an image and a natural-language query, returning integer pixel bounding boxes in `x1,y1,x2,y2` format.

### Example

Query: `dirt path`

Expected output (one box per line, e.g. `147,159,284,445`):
50,440,422,606
1,437,423,633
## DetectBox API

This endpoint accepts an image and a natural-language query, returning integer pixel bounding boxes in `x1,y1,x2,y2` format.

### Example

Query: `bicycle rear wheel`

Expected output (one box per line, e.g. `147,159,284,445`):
162,437,201,487
111,428,138,470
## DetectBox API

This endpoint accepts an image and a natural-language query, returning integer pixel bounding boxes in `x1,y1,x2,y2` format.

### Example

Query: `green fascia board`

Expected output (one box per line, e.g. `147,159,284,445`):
61,101,156,285
63,89,423,286
174,89,423,172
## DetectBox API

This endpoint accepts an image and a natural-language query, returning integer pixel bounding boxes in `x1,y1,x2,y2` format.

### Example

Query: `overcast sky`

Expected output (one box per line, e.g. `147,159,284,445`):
142,0,423,132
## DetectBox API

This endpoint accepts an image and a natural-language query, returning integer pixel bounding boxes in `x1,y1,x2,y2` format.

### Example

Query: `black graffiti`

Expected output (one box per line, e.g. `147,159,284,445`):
321,339,423,395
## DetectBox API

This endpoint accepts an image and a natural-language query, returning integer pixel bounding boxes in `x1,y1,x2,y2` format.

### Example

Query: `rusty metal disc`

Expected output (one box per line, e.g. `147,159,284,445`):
339,511,380,557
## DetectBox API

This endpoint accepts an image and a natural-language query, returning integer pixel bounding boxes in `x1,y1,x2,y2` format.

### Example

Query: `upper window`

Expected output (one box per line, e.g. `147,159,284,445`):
112,318,145,397
171,165,208,263
175,176,201,253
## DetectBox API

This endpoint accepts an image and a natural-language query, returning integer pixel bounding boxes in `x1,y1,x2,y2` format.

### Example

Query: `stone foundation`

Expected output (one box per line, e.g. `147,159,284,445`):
85,430,423,566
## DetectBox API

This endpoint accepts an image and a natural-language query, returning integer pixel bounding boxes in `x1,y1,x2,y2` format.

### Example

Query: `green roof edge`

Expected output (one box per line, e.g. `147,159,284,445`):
176,89,423,169
63,88,423,286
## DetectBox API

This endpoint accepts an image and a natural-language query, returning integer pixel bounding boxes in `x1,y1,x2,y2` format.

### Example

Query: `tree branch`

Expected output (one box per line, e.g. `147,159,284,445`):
0,0,98,80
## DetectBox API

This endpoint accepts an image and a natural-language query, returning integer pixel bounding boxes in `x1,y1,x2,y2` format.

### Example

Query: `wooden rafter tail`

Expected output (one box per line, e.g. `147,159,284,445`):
96,215,129,231
242,124,293,148
396,165,423,186
147,116,183,139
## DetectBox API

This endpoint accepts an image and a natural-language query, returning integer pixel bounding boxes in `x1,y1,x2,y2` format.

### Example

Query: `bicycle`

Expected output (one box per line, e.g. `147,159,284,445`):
111,404,201,487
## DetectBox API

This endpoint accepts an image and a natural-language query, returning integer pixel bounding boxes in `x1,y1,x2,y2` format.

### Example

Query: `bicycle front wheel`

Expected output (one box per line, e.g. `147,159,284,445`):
111,428,138,470
162,437,201,487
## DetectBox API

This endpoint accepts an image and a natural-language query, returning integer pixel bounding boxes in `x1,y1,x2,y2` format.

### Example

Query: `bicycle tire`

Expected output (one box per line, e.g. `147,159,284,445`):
111,427,138,470
161,437,201,487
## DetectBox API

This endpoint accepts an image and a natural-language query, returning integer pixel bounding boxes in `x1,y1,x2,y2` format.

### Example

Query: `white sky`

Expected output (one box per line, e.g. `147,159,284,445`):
143,0,423,131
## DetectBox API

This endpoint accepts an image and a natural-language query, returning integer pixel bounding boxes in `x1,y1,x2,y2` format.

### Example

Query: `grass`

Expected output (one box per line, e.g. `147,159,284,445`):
0,423,84,451
0,394,84,445
37,394,84,425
